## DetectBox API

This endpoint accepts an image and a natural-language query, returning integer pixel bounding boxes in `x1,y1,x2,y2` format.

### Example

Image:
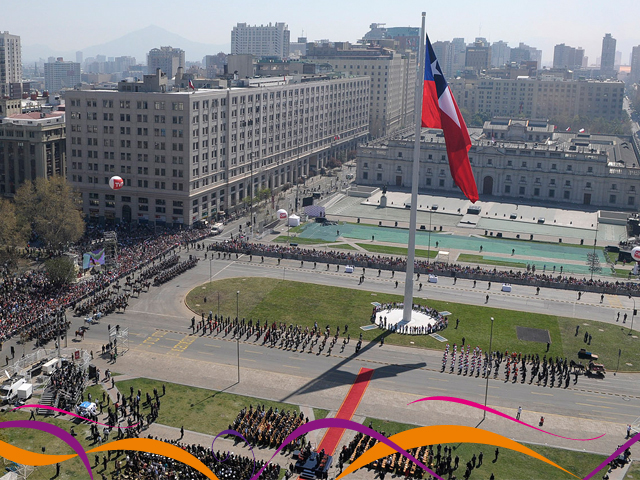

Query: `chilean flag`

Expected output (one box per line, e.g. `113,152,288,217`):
422,35,478,203
188,79,195,90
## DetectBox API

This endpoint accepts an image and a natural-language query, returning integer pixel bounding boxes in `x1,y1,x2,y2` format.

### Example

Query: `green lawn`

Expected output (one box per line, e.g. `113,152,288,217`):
362,417,608,480
313,408,330,421
356,243,438,259
333,243,358,250
0,408,119,479
273,236,333,245
114,378,300,436
186,279,640,371
457,253,529,269
626,461,640,479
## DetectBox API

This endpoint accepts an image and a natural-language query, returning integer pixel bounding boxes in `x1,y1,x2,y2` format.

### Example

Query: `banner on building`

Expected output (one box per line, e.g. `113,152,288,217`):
82,249,105,270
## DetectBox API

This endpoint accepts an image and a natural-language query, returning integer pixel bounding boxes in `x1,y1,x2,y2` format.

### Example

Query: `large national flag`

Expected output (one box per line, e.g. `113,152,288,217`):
422,34,479,203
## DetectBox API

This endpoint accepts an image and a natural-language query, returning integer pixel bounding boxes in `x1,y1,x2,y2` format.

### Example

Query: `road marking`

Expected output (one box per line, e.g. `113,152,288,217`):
128,310,185,319
284,365,301,369
289,357,306,361
530,392,553,396
245,350,263,355
204,344,221,348
576,403,613,409
167,335,198,357
427,387,449,392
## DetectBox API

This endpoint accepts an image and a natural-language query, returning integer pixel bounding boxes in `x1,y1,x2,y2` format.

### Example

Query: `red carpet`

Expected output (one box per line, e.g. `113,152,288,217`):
316,367,374,456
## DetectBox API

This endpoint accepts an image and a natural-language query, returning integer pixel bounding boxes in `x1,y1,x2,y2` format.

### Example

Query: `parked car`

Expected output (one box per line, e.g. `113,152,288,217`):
578,348,599,360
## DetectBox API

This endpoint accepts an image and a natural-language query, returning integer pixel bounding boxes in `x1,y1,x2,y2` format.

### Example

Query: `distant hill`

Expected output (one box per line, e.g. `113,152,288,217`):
22,25,230,64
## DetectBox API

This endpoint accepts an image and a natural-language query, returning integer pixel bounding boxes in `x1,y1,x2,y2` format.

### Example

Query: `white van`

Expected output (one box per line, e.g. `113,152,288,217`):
212,222,225,234
1,376,27,404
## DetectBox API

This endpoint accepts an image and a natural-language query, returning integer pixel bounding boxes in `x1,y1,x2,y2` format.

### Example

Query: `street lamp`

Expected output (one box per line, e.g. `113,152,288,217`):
482,317,495,422
236,291,240,383
629,295,636,336
209,259,213,285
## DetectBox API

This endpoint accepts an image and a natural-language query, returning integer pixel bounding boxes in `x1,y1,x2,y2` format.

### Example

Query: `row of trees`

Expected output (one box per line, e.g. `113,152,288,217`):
0,176,85,265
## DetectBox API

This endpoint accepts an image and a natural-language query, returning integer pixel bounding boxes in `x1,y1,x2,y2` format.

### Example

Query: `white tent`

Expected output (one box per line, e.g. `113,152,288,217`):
288,215,300,227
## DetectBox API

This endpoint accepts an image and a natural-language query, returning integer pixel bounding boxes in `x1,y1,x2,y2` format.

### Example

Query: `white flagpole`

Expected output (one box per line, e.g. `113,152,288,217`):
402,12,426,322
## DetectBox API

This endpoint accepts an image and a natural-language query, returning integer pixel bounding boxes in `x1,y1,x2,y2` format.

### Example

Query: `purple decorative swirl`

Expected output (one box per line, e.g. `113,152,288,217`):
211,429,256,480
0,420,94,479
249,418,446,480
408,396,605,441
583,435,639,480
13,404,140,429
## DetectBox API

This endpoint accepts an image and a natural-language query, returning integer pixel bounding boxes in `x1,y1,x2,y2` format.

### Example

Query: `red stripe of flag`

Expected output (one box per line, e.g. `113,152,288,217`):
422,35,478,203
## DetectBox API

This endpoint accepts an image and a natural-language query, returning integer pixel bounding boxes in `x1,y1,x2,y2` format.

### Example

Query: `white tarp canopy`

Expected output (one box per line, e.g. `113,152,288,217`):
288,215,300,227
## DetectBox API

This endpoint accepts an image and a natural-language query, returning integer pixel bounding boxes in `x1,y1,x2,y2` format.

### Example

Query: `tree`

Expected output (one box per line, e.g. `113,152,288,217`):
45,256,76,287
14,176,85,251
0,198,29,265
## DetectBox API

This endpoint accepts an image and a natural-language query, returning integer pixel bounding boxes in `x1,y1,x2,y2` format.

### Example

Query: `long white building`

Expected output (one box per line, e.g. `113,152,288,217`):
356,118,640,209
65,71,369,225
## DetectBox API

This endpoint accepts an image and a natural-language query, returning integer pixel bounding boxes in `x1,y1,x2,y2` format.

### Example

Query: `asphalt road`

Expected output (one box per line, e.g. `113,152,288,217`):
62,252,640,429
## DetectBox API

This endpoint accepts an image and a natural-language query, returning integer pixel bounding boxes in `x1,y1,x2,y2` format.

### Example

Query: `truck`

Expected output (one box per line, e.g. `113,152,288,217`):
212,222,225,234
16,383,33,401
0,376,27,404
42,358,60,375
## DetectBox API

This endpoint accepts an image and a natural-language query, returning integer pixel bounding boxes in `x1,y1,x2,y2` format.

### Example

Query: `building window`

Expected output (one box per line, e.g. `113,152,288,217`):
377,173,383,181
534,188,540,196
549,189,555,198
567,164,572,171
426,178,431,186
611,184,617,190
628,196,635,206
487,159,493,165
587,166,593,173
564,191,570,200
504,185,511,193
439,179,445,187
519,186,525,195
362,172,368,179
609,194,617,204
507,160,512,166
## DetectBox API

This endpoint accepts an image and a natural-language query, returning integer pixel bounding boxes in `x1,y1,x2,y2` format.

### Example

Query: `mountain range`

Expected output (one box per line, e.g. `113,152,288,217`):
22,25,230,64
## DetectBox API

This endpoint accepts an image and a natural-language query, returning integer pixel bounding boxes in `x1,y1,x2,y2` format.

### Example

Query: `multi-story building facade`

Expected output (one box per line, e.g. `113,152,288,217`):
0,31,22,98
305,41,416,138
450,76,625,121
231,23,290,59
630,46,640,85
356,118,640,209
0,107,66,196
465,39,491,73
147,47,185,79
44,58,81,93
65,71,369,225
601,34,617,77
490,41,510,68
553,44,584,70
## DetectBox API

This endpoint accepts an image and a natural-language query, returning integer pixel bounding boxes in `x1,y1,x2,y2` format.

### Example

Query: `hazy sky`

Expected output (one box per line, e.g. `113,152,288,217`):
4,0,639,64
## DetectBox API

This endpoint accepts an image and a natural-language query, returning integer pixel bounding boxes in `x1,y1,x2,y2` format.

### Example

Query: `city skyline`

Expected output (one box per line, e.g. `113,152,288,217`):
3,0,638,65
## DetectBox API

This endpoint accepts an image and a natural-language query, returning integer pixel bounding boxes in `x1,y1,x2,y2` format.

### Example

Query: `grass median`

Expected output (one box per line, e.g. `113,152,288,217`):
187,278,639,372
457,253,529,269
363,418,607,480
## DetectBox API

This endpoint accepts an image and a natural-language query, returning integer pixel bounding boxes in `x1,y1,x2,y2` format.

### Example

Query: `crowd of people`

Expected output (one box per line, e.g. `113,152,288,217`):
372,302,449,335
0,226,212,344
231,404,308,451
340,431,499,479
191,314,360,356
210,239,640,295
441,347,582,388
46,360,87,413
94,439,282,480
153,257,199,286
